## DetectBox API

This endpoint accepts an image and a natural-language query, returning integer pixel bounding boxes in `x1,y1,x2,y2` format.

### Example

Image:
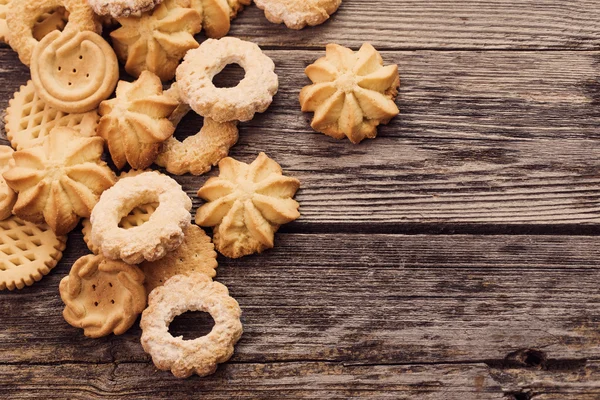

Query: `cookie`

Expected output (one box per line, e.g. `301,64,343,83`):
0,216,67,291
299,43,400,144
176,37,278,122
155,117,238,176
5,80,99,151
163,82,192,127
140,273,242,378
90,171,192,264
60,254,146,338
0,0,9,44
87,0,164,17
254,0,341,29
3,127,116,235
188,0,229,38
30,29,119,114
98,71,178,170
0,146,16,221
6,0,100,65
140,225,218,294
110,0,201,81
195,152,300,258
32,7,70,41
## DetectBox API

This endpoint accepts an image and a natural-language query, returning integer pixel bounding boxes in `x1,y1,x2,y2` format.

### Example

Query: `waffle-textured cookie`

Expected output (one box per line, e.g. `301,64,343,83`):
195,152,300,258
5,81,99,151
0,216,67,291
299,43,400,144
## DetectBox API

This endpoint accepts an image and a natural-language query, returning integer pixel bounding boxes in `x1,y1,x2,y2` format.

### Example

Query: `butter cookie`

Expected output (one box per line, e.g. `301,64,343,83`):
255,0,341,29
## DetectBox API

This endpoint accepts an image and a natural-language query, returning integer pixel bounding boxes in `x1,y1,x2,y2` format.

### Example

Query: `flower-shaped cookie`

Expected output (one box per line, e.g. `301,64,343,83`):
0,146,16,221
299,43,400,144
110,0,202,81
188,0,230,38
98,71,178,170
254,0,341,29
60,254,146,338
2,127,117,235
195,152,300,258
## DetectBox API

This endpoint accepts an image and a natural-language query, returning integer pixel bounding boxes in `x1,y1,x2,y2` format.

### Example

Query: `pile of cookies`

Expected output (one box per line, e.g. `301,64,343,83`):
0,0,400,379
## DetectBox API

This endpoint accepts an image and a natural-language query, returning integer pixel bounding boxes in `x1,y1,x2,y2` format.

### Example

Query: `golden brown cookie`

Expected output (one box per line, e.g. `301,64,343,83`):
110,0,201,81
6,0,100,65
30,29,119,114
196,152,300,258
299,43,400,144
254,0,341,29
140,273,242,378
0,216,67,291
163,82,192,127
176,37,278,122
90,171,192,264
187,0,229,38
0,0,10,44
3,127,116,235
32,7,70,41
140,225,217,294
5,81,99,151
155,117,238,176
0,146,16,221
60,254,146,338
98,71,178,170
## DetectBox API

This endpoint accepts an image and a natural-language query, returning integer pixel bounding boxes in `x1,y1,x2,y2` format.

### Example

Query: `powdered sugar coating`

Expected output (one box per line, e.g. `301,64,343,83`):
87,0,163,17
254,0,341,29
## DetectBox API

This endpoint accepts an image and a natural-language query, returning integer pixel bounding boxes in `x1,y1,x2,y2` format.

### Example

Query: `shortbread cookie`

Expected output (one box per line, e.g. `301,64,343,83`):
60,254,146,338
3,127,116,235
155,117,238,176
82,202,157,254
177,37,278,122
187,0,229,38
32,8,70,41
98,71,178,170
0,146,16,221
226,0,251,19
90,171,192,264
196,152,300,258
140,225,217,294
0,216,67,291
0,0,10,44
110,0,201,81
140,273,242,378
88,0,164,17
6,0,100,65
31,30,119,114
163,83,192,127
254,0,341,29
5,81,99,151
300,43,400,144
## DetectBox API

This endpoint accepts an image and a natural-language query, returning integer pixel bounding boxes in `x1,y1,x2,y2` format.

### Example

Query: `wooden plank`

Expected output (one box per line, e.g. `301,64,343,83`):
227,1,600,50
2,49,600,227
2,361,600,399
1,234,600,366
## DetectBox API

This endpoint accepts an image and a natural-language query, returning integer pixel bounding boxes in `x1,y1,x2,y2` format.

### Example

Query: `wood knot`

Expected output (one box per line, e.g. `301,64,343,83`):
506,348,547,369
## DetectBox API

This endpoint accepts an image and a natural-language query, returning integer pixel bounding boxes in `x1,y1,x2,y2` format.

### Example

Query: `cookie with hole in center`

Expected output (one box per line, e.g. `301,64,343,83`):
60,253,146,338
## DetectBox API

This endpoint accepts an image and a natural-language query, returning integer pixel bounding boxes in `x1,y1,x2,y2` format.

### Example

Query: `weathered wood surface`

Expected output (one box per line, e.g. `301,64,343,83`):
2,0,600,398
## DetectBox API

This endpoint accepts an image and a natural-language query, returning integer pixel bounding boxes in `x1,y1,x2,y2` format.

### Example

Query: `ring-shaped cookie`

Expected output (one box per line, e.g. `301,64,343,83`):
6,0,100,65
31,29,119,113
155,117,239,175
176,37,279,122
88,0,164,18
90,171,192,264
140,273,243,378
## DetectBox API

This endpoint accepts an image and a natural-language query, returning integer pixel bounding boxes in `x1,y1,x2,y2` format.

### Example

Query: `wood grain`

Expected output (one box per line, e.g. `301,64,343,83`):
227,1,600,50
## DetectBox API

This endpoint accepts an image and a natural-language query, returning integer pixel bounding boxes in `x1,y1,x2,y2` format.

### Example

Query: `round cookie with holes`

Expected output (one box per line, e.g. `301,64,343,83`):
0,216,67,291
60,253,146,338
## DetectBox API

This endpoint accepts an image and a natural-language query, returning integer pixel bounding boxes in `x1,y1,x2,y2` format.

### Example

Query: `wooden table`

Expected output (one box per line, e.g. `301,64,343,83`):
2,1,600,399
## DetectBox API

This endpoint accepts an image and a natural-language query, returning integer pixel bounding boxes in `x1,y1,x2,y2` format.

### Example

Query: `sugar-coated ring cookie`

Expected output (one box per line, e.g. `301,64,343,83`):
155,117,238,176
31,30,119,114
176,37,278,122
6,0,100,65
254,0,341,30
88,0,164,18
90,171,192,264
140,273,243,378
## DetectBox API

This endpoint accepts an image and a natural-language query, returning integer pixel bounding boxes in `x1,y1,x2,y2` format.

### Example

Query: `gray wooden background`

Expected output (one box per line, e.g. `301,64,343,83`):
1,1,600,398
